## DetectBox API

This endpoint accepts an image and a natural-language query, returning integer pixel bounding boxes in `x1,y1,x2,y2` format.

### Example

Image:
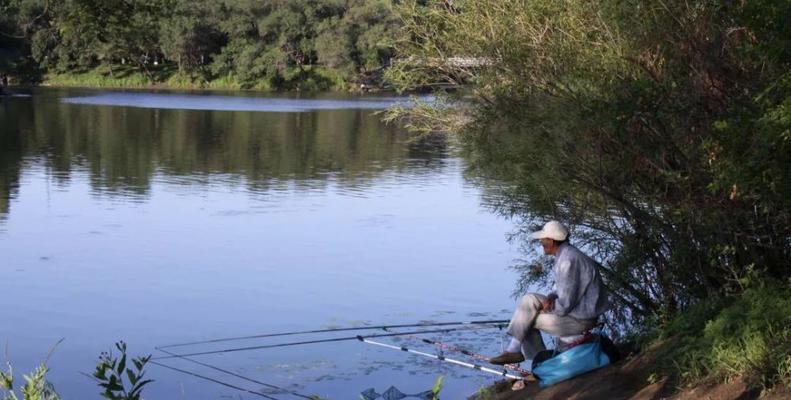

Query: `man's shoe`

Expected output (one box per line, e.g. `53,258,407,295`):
489,351,525,365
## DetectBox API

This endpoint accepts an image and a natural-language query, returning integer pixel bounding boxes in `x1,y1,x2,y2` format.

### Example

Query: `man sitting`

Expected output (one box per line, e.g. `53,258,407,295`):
490,221,610,365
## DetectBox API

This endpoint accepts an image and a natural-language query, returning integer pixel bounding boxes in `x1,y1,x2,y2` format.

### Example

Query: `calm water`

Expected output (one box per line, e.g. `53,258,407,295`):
0,89,520,400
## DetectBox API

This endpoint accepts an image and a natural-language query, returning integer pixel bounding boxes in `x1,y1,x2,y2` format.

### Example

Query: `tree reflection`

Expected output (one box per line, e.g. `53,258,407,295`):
0,90,448,222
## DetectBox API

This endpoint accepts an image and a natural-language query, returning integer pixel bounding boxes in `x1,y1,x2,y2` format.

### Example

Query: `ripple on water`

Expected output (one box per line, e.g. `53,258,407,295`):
61,92,431,112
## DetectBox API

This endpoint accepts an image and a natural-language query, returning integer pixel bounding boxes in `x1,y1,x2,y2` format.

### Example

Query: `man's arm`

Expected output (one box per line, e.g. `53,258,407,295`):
552,259,581,316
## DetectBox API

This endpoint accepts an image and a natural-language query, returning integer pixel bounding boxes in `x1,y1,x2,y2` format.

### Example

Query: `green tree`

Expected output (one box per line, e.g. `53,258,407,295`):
159,0,226,75
315,16,354,74
1,0,51,80
386,0,791,330
3,0,402,89
31,0,172,77
345,0,398,72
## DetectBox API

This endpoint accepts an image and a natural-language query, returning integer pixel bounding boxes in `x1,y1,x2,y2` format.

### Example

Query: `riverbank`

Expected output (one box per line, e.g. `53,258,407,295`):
35,64,386,93
473,283,791,399
476,349,790,400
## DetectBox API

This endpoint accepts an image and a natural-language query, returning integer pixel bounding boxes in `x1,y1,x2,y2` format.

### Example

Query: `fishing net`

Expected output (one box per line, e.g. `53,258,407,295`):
360,386,434,400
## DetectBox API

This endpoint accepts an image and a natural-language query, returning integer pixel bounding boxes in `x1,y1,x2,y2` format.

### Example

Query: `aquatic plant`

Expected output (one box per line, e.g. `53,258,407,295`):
0,339,62,400
0,363,61,400
431,375,443,400
92,341,152,400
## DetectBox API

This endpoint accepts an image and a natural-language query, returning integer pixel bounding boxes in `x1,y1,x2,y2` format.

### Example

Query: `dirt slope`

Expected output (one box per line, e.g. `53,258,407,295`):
477,345,789,400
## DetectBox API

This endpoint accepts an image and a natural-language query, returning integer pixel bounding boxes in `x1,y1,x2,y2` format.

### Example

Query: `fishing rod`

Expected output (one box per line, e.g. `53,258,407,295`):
356,336,526,380
159,319,509,349
155,348,315,400
150,360,282,400
153,325,500,360
381,327,532,376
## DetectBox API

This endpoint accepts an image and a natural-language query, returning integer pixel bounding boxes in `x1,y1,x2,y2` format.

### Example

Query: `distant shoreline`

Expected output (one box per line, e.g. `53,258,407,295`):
30,81,386,94
17,67,389,94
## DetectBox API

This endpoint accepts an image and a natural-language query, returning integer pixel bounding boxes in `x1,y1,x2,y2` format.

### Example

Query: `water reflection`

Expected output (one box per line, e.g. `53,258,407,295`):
0,90,518,400
0,90,447,221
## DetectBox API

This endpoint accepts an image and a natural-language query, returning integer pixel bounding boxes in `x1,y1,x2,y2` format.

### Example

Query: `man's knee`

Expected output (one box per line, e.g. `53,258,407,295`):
518,293,543,309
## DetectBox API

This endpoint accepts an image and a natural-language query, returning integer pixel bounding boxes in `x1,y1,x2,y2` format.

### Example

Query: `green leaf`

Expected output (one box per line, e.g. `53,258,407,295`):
431,375,443,399
126,369,138,386
117,353,126,376
0,370,14,390
93,368,107,380
129,379,153,399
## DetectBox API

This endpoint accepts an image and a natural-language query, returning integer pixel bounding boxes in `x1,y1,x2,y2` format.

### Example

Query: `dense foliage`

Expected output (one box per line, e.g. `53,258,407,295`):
655,282,791,388
386,0,790,337
0,0,399,89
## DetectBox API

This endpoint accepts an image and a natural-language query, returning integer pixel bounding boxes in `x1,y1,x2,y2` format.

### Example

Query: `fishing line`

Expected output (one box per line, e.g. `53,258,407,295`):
155,348,315,400
381,327,532,376
152,322,517,397
153,325,503,360
159,319,509,349
356,336,526,380
149,360,282,400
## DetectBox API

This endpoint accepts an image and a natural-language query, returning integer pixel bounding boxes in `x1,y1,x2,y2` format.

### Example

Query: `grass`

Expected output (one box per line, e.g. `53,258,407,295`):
0,363,61,400
473,386,498,400
286,66,349,92
42,64,353,92
652,280,791,389
45,66,152,89
431,375,443,400
1,340,63,400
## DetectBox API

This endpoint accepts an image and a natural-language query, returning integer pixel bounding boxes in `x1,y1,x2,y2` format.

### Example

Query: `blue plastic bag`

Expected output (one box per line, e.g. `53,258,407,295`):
531,335,611,387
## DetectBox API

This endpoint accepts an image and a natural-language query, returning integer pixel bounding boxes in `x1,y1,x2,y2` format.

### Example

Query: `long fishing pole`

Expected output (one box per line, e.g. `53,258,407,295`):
150,360,282,400
159,319,509,349
153,325,503,360
155,348,315,400
356,336,526,380
381,327,532,376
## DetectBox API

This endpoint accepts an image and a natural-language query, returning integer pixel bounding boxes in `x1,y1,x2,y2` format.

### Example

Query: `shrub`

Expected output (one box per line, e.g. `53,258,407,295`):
655,281,791,388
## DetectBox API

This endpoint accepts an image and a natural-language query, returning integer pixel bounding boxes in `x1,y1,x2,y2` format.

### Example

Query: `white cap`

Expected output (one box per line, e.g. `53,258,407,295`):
530,221,569,241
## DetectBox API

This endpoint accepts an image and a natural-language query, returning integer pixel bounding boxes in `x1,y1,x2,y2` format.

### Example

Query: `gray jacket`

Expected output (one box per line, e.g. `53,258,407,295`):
549,243,610,320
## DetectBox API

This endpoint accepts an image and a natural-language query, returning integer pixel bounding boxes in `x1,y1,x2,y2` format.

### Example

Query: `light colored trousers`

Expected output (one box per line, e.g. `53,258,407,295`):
507,293,597,360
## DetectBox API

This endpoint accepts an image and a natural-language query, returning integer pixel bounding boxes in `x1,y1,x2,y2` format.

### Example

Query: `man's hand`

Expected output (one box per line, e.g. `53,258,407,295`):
541,297,555,313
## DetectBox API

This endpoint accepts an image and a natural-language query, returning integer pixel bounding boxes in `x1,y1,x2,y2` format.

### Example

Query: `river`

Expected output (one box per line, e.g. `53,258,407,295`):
0,89,520,399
